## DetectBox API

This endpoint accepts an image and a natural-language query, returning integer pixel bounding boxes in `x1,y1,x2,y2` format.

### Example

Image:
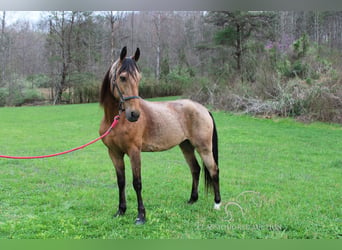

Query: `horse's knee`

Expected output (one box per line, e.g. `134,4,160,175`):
133,178,142,191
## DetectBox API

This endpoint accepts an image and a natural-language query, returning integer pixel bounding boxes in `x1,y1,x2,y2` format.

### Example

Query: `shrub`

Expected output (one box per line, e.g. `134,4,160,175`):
165,67,192,86
275,36,334,81
73,81,99,104
26,74,51,88
188,71,342,124
70,72,100,103
21,88,44,105
0,88,9,106
139,79,183,98
0,76,45,106
301,80,342,123
139,68,191,98
5,87,44,106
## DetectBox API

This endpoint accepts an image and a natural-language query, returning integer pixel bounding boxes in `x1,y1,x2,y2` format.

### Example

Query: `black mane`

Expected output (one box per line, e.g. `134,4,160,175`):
100,67,111,105
118,58,140,79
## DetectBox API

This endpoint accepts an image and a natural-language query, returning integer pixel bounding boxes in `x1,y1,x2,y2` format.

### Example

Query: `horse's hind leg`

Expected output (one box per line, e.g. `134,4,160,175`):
180,140,201,204
197,148,221,209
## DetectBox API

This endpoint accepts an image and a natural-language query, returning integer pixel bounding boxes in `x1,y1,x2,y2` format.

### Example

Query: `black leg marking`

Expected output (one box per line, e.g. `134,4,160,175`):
180,140,201,204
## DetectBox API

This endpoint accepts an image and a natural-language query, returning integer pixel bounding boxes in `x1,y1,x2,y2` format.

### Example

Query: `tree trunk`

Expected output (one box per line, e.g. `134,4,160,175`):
1,11,6,86
54,62,67,105
50,11,76,105
156,44,160,81
235,23,242,73
110,11,115,63
152,12,162,82
131,12,134,49
54,82,63,105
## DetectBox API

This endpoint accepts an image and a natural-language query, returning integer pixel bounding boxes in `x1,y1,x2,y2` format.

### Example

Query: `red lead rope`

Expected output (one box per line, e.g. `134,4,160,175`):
0,116,120,160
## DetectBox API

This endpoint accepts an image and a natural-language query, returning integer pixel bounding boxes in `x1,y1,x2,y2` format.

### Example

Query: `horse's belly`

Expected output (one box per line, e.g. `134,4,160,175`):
141,130,185,152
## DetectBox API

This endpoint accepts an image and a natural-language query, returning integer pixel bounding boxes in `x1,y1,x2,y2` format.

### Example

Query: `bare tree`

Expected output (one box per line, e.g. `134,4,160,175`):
108,11,119,63
0,11,7,87
152,12,162,81
47,11,76,104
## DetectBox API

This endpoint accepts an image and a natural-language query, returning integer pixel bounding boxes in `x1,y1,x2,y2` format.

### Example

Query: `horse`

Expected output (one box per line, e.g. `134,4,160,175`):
99,47,221,225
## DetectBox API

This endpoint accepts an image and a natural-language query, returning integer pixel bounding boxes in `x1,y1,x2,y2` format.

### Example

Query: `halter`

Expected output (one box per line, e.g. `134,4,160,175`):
112,67,140,114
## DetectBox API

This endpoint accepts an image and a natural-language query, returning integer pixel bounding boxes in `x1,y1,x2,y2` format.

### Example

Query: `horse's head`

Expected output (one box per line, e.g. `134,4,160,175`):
110,47,141,122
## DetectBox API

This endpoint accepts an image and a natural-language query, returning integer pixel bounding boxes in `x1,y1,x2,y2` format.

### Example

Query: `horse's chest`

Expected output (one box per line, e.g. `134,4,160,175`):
101,126,140,152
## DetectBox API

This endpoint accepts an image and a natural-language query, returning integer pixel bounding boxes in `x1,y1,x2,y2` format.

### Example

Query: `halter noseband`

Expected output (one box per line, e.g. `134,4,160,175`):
112,67,140,114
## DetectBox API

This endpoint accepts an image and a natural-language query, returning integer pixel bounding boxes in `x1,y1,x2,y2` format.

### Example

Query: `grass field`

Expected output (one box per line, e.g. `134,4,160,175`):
0,97,341,239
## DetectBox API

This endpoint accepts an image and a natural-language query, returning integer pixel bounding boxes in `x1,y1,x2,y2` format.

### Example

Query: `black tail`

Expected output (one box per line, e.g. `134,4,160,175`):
204,112,219,193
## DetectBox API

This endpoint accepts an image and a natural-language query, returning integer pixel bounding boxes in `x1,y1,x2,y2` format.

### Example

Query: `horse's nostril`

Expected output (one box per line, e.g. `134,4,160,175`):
132,111,140,119
126,109,140,122
127,111,140,122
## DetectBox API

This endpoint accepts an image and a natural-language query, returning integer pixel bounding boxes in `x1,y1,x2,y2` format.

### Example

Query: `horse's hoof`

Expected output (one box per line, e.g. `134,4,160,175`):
187,199,197,205
187,195,198,204
135,217,146,225
214,202,221,210
113,210,125,218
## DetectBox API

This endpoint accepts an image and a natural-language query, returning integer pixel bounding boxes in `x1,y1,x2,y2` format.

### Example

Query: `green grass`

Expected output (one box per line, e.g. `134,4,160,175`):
0,99,341,239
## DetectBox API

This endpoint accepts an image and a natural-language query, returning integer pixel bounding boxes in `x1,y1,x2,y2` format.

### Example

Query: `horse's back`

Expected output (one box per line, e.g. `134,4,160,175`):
142,98,209,117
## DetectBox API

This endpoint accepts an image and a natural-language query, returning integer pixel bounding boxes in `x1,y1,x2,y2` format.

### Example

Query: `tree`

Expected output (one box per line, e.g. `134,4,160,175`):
152,12,163,81
46,11,76,104
108,11,120,63
0,11,8,87
46,11,99,104
207,11,276,76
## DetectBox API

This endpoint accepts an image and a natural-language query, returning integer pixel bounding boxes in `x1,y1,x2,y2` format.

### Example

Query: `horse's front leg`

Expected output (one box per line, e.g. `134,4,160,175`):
128,148,146,225
108,149,126,217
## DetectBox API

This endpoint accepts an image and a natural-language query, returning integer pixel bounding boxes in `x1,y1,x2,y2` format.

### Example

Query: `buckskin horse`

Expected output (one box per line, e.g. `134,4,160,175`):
99,47,221,225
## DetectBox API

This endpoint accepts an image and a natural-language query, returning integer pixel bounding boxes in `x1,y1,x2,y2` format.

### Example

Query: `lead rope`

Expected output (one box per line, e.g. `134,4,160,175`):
0,115,120,160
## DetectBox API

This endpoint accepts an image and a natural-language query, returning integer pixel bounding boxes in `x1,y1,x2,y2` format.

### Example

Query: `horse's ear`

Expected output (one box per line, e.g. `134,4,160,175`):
133,48,140,62
120,46,127,61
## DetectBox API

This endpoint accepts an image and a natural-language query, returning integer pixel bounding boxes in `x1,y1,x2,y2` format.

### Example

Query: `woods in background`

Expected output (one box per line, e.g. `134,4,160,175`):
0,11,342,123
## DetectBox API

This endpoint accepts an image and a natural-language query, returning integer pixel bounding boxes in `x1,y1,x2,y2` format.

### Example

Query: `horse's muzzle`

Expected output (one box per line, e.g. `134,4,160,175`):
126,110,140,122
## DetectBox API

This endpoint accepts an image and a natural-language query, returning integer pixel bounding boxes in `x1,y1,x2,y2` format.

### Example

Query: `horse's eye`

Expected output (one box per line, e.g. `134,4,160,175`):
120,76,126,82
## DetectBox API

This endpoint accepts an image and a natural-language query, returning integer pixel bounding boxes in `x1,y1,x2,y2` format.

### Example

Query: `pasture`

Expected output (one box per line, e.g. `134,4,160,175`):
0,98,341,239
